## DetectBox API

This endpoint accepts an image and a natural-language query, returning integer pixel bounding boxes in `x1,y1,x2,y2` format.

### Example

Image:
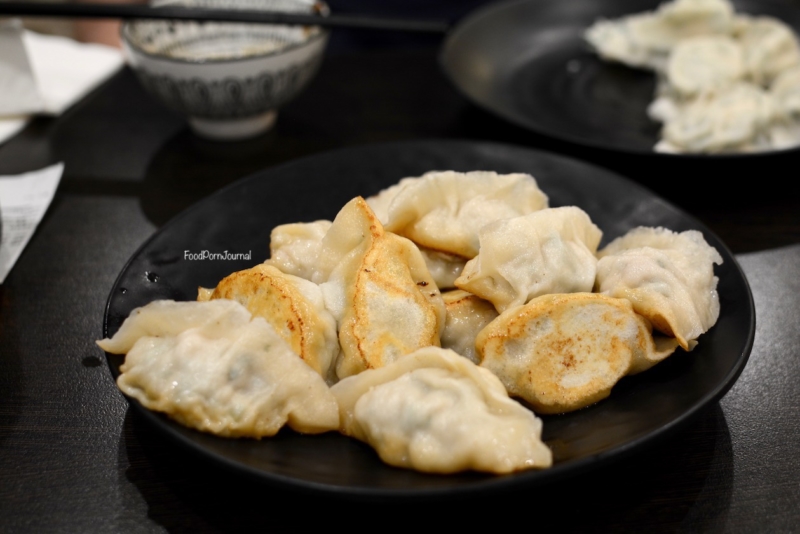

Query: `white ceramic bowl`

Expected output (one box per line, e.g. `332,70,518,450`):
121,0,329,140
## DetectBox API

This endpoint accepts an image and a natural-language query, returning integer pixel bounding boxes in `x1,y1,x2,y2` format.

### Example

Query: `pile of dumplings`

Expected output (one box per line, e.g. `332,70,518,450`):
97,170,723,475
585,0,800,153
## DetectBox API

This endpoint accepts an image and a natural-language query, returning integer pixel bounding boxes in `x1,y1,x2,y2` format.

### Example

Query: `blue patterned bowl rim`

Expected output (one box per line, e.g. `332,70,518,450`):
121,0,329,65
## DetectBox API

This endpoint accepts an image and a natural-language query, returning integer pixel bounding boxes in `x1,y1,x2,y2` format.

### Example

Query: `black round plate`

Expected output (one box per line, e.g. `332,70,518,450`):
103,140,754,498
440,0,800,156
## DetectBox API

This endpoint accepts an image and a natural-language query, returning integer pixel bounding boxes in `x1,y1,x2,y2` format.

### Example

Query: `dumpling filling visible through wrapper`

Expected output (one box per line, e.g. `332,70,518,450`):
596,226,723,351
197,263,339,384
96,299,340,438
381,170,549,259
330,346,552,474
455,206,602,313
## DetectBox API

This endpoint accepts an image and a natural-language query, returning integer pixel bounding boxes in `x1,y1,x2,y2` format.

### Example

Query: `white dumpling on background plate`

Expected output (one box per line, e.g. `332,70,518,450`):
656,82,778,153
584,0,737,71
736,15,800,86
665,35,745,97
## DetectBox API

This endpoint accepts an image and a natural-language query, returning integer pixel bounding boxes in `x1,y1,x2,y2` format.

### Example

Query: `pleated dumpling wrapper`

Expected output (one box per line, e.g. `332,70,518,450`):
476,293,681,414
379,170,549,259
366,175,468,290
657,82,778,153
197,263,339,384
455,206,603,313
440,289,499,365
664,35,745,98
330,346,552,474
265,213,465,291
584,0,737,71
264,220,332,281
595,227,723,351
737,15,800,86
771,65,800,118
96,299,339,437
316,197,446,380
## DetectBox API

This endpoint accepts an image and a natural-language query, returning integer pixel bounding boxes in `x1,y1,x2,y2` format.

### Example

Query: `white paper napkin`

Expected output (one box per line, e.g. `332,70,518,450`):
0,163,65,284
0,20,125,145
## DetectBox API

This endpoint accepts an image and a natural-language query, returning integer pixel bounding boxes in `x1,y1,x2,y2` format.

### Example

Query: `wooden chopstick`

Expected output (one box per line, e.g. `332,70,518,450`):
0,2,451,33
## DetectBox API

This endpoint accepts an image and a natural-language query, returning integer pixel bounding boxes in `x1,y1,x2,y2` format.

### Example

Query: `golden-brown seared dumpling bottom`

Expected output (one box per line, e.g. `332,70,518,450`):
477,293,680,414
198,263,339,383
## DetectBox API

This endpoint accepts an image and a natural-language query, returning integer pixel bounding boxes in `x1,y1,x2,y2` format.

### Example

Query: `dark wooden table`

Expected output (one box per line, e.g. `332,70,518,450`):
1,47,799,532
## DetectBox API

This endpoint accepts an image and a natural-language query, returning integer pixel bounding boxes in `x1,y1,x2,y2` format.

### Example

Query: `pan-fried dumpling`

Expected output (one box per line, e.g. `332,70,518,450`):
96,299,340,437
197,263,339,383
264,220,332,280
585,0,736,71
476,293,680,414
330,346,552,474
382,170,549,258
368,179,470,289
319,197,446,379
595,227,723,350
455,207,602,313
440,290,498,364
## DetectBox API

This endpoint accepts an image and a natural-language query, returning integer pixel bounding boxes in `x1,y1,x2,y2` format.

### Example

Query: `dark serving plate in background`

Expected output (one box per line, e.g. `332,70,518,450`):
101,140,754,498
440,0,800,157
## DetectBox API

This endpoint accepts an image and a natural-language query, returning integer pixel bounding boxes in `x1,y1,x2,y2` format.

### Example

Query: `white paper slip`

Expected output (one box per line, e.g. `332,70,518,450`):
0,163,65,284
0,20,46,116
24,30,125,116
0,21,124,146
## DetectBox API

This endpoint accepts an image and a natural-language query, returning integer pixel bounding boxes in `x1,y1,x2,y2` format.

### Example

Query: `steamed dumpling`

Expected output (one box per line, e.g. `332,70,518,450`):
769,65,800,148
585,0,737,71
455,207,602,313
330,346,552,474
264,220,332,281
657,82,778,153
418,247,467,290
476,293,680,414
595,226,723,350
770,64,800,116
96,299,340,437
365,176,419,225
382,170,549,258
587,0,800,154
665,35,745,97
318,197,446,380
197,263,339,383
737,15,800,86
440,290,499,364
